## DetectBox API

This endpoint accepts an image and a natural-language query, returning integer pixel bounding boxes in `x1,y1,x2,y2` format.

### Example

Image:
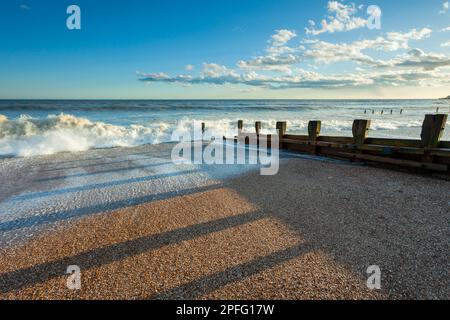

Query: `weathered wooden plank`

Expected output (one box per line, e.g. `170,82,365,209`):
282,139,437,157
365,138,422,148
421,114,448,148
276,121,287,136
276,121,287,149
283,134,309,141
315,141,347,149
308,121,321,142
339,152,448,172
237,120,243,132
352,119,371,145
307,121,321,154
428,148,450,157
317,136,354,144
357,144,425,156
439,141,450,148
281,138,310,146
255,121,262,135
283,143,311,153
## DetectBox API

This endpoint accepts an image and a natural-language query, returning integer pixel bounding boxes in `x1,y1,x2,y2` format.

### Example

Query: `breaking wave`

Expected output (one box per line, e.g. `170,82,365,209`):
0,114,174,157
0,113,435,157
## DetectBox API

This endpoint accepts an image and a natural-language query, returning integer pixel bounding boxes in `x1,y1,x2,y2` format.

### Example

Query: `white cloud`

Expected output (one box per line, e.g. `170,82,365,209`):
138,26,449,90
139,65,450,90
441,40,450,47
139,69,374,89
386,49,450,71
385,28,432,45
304,40,381,66
137,71,170,80
270,29,297,47
303,28,433,66
305,1,367,35
369,68,450,87
237,55,300,73
201,63,237,78
237,30,299,73
439,1,449,14
184,64,194,71
441,26,450,32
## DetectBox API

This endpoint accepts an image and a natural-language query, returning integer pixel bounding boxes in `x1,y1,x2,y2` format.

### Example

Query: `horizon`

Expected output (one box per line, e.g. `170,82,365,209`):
0,98,445,101
1,0,450,99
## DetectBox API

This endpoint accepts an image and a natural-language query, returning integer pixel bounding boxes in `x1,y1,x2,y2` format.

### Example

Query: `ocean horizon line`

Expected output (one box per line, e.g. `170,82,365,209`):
0,98,442,102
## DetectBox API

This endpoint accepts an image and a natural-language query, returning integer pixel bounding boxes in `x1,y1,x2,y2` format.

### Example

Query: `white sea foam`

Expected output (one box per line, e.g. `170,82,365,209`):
0,113,443,157
0,114,171,157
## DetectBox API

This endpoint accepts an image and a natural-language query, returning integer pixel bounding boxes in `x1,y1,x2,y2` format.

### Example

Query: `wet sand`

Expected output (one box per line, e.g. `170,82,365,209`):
0,143,448,299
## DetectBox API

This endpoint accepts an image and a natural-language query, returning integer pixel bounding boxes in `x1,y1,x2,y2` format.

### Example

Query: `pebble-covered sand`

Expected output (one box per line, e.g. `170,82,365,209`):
0,143,448,299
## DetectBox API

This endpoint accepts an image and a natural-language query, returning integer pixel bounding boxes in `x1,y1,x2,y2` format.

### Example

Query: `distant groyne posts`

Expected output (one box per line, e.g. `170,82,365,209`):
364,108,404,115
364,106,450,115
205,114,449,175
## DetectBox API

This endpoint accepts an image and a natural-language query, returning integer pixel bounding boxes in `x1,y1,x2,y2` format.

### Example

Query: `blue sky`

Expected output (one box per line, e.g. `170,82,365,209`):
1,0,450,99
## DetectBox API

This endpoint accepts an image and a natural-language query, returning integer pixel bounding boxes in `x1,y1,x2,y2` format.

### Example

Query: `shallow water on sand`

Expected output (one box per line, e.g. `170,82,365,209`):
0,139,350,248
0,142,267,247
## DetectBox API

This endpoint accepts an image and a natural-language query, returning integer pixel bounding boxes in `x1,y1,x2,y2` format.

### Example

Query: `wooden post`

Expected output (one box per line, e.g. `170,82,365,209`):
352,120,371,145
255,121,261,135
308,121,321,142
254,121,262,147
276,121,287,149
237,120,243,132
276,121,287,136
308,121,321,154
421,114,447,148
237,120,244,142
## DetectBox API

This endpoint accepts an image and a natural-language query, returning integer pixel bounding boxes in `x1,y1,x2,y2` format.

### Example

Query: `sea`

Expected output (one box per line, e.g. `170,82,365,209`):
0,99,449,157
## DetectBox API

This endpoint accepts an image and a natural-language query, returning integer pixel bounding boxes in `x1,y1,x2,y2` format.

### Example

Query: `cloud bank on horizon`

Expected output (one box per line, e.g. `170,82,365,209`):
139,1,450,94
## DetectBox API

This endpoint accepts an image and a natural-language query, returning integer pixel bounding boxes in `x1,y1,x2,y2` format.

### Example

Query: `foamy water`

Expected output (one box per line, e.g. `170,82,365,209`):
0,142,270,247
0,100,449,157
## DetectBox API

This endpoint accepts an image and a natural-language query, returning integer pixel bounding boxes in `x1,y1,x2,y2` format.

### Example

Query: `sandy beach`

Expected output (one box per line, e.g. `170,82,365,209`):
0,143,448,300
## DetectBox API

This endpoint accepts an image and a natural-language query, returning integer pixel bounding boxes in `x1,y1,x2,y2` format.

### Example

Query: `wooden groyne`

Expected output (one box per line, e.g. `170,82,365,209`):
209,114,450,175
